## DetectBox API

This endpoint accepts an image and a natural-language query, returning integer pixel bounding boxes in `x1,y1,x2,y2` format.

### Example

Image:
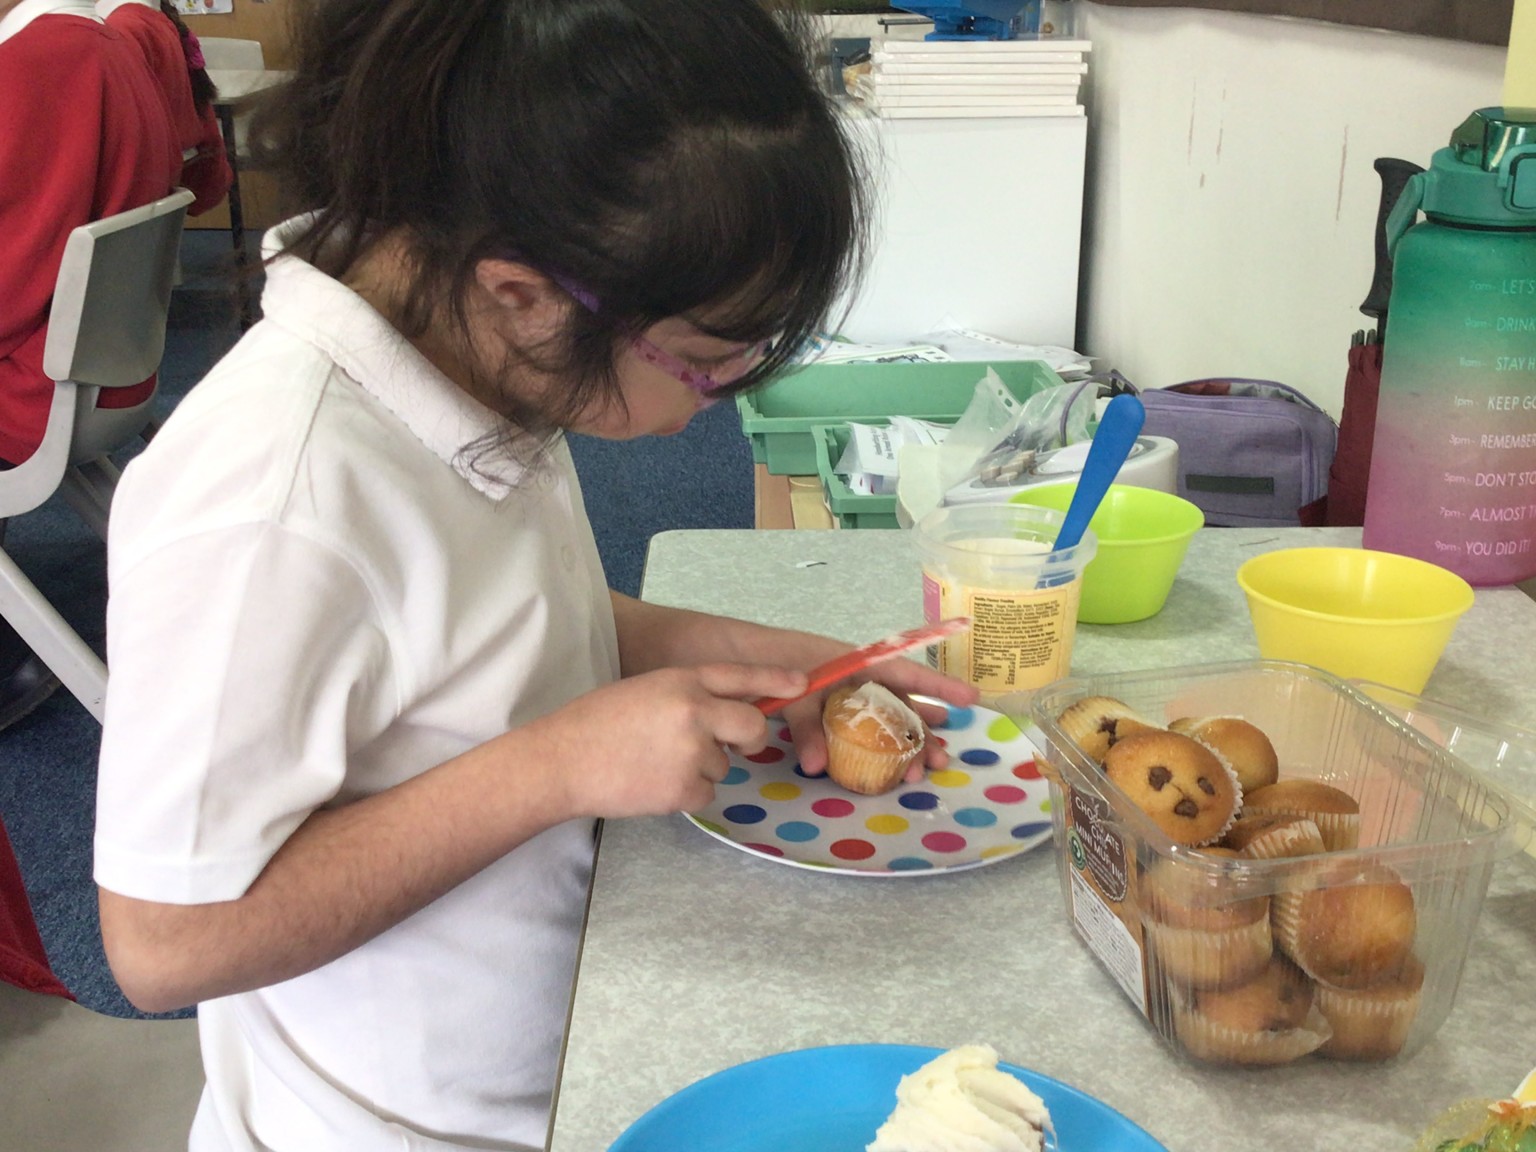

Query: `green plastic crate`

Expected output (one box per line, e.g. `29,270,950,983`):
738,359,1063,476
812,422,908,530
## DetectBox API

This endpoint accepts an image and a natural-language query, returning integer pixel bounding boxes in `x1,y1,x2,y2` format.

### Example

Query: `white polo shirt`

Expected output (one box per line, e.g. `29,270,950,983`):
94,221,619,1152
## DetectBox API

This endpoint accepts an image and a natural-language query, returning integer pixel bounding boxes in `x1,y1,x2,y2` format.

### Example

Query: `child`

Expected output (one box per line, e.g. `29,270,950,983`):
95,0,232,215
91,2,978,1150
0,0,180,724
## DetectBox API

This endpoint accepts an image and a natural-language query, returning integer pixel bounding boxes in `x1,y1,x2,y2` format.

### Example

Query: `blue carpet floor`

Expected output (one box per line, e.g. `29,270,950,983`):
0,231,753,1017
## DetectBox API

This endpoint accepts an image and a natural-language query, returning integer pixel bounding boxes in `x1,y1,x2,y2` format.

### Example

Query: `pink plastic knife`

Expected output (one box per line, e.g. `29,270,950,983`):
753,616,972,715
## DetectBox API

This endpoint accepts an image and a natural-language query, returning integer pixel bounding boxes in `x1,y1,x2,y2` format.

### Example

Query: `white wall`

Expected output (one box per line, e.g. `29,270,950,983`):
1076,3,1504,416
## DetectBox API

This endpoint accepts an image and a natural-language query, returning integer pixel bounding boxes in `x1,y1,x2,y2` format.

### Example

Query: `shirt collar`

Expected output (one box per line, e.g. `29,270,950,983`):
259,217,533,500
0,0,100,45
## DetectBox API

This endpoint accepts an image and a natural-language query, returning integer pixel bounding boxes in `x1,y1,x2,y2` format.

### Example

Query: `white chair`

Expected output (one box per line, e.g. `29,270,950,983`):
196,36,265,71
0,188,194,722
198,37,269,325
199,38,266,163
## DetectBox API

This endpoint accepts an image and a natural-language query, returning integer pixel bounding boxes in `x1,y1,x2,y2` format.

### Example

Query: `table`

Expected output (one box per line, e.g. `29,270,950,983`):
547,526,1536,1152
206,69,290,327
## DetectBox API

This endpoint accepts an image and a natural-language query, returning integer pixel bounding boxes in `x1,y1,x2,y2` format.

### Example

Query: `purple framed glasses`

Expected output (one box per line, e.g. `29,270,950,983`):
553,276,769,404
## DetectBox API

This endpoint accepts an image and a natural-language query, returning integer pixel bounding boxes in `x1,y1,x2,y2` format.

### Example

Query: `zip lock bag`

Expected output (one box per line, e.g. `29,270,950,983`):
1137,378,1339,527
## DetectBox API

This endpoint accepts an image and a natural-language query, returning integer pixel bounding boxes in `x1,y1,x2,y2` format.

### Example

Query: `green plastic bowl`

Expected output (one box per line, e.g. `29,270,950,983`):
1009,483,1204,623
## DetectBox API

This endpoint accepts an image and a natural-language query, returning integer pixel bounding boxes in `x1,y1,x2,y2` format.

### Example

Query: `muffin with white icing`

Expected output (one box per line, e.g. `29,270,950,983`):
822,682,926,796
866,1044,1051,1152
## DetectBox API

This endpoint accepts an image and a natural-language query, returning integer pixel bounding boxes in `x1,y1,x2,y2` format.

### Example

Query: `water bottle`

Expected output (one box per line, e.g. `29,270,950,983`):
1362,107,1536,586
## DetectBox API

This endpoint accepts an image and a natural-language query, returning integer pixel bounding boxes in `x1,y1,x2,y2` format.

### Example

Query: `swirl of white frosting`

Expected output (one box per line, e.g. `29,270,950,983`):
866,1045,1051,1152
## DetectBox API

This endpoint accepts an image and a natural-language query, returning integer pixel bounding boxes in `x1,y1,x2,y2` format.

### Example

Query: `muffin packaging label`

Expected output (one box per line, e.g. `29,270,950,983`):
1064,787,1149,1014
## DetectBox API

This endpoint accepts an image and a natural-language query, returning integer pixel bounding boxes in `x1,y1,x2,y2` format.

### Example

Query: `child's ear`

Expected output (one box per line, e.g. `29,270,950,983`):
472,258,568,345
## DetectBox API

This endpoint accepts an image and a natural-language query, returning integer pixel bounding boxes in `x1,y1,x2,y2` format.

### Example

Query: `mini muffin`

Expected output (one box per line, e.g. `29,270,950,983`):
1173,954,1331,1065
1103,729,1241,846
1141,848,1272,991
1315,955,1425,1061
1241,779,1361,852
821,682,926,796
1223,812,1328,861
1140,848,1264,930
1169,716,1280,793
1271,864,1417,989
1057,695,1160,764
1145,914,1274,992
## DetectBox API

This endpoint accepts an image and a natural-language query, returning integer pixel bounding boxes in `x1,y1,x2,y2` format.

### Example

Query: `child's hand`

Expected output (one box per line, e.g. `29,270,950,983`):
778,660,979,786
530,663,808,818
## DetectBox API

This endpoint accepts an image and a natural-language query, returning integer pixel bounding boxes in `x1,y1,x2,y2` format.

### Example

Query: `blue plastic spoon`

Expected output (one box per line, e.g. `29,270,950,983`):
1050,392,1147,555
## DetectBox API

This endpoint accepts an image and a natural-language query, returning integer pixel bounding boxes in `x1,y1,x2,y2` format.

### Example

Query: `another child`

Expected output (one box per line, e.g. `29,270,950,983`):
0,0,181,725
95,0,232,215
91,2,978,1150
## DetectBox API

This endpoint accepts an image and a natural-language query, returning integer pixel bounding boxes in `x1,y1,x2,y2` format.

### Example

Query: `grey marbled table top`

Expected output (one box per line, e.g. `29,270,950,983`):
547,526,1536,1152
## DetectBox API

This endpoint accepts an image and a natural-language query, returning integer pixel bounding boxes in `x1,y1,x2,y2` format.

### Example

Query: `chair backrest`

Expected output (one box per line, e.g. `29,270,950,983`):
42,188,195,391
198,37,265,71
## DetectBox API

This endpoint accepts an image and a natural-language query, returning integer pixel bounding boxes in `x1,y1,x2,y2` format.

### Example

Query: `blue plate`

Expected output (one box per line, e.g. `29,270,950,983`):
608,1043,1167,1152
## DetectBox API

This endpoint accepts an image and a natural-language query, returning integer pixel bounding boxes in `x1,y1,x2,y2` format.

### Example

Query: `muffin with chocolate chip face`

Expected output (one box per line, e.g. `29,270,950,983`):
1056,695,1161,764
1103,729,1242,846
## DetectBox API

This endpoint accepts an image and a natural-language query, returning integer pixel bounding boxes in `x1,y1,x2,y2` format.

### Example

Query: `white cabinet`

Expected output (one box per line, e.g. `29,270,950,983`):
836,107,1088,348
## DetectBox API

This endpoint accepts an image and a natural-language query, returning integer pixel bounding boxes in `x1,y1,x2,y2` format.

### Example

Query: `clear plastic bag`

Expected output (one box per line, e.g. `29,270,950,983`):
938,369,1097,496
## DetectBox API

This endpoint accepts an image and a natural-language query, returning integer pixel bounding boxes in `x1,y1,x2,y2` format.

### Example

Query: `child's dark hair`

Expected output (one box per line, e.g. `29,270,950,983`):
159,1,217,114
250,0,868,449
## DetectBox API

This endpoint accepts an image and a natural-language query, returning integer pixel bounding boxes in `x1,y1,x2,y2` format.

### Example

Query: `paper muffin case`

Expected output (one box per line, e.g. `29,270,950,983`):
1173,996,1332,1067
1145,915,1273,991
1302,811,1360,852
1241,801,1360,852
1314,960,1425,1061
822,727,919,796
1235,818,1328,861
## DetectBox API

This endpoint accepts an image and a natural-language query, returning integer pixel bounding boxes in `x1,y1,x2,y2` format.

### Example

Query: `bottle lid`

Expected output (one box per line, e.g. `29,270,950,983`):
1421,107,1536,227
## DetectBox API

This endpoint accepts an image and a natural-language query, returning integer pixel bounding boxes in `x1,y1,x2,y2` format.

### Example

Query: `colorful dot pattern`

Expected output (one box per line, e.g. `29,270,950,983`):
686,704,1054,877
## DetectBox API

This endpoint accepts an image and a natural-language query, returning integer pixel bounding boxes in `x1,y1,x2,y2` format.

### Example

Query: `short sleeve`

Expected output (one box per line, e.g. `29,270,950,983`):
94,523,398,904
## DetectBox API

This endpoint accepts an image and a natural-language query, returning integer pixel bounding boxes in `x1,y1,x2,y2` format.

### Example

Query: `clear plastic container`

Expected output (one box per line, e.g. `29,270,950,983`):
1023,660,1529,1067
1350,680,1536,862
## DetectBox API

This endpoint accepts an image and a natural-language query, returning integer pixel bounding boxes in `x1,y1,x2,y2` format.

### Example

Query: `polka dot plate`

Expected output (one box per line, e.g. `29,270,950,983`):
685,703,1053,876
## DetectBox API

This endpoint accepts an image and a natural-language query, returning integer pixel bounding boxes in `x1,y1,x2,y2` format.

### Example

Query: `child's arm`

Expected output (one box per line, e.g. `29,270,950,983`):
608,591,980,780
98,659,804,1016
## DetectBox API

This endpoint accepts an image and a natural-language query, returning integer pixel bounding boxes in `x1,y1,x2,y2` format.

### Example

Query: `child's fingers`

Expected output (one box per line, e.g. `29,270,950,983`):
868,659,980,710
695,661,807,704
779,698,829,777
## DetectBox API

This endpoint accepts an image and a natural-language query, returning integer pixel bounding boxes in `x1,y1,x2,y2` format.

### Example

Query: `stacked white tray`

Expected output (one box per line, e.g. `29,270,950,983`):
851,37,1089,119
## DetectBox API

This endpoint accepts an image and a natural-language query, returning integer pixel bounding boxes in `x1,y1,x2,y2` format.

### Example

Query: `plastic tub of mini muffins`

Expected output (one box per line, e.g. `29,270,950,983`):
1012,659,1530,1068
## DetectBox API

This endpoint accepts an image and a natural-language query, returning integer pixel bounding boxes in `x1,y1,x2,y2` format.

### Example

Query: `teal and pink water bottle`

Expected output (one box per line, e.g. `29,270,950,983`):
1362,107,1536,585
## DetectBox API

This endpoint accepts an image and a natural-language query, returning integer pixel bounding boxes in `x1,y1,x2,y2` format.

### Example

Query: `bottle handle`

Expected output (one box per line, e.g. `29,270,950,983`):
1360,158,1424,323
1383,171,1426,259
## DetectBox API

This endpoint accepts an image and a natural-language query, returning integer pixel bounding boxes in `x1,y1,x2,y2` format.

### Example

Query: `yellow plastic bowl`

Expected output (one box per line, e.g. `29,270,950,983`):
1235,547,1475,694
1010,483,1204,623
